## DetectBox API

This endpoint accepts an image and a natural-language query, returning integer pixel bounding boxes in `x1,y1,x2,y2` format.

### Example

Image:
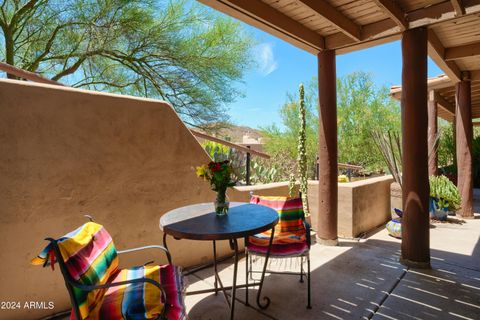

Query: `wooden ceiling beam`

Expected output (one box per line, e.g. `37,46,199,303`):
471,70,480,81
406,0,480,22
199,0,480,55
298,0,361,41
197,0,324,53
445,42,480,61
431,90,456,115
328,1,480,52
451,0,466,16
325,19,399,50
370,0,408,30
427,29,462,83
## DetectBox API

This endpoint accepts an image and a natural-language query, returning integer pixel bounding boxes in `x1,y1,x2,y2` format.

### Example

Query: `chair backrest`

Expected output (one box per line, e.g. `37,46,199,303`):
32,222,119,320
250,195,306,241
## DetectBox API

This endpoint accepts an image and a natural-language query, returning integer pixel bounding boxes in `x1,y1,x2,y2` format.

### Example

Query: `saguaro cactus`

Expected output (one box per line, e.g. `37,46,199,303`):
298,84,309,215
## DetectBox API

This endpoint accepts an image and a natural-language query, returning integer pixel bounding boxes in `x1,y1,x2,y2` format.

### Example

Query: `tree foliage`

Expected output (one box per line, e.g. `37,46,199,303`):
337,72,400,171
0,0,255,128
437,121,455,169
261,72,400,181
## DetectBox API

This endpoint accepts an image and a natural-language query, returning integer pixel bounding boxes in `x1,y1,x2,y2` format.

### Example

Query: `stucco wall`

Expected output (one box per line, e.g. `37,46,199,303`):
231,176,393,239
0,79,232,320
350,176,394,237
230,181,294,201
309,176,394,238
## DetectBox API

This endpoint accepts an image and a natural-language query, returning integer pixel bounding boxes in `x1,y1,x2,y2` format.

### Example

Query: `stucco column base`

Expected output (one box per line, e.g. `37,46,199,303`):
316,237,338,246
400,257,431,269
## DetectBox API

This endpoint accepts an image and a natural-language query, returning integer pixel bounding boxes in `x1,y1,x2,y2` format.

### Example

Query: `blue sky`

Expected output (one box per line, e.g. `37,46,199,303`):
223,20,444,130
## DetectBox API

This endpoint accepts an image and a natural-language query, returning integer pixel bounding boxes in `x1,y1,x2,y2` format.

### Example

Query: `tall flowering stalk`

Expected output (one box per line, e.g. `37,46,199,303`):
297,84,309,215
288,173,296,197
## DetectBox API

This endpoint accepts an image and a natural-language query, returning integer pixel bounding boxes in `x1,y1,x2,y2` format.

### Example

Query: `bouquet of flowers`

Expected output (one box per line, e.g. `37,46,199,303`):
196,160,236,215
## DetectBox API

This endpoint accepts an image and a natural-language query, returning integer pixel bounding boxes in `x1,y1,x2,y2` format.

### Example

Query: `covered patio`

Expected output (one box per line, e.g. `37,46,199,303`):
1,1,480,320
184,203,480,319
199,0,480,268
47,199,480,320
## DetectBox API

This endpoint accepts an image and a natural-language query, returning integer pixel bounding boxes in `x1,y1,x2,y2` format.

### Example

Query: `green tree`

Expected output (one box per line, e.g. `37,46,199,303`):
337,72,400,171
261,72,400,180
0,0,254,128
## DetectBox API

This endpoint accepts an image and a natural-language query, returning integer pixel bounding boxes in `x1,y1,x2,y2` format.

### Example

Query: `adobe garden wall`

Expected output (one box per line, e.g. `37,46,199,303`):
0,79,227,319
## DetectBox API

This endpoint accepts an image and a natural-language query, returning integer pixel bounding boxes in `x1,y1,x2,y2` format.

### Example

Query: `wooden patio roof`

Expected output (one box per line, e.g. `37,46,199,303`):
390,74,480,121
198,0,480,83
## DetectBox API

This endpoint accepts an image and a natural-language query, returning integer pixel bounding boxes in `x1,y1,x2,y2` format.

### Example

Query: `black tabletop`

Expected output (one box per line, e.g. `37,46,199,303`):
159,202,279,241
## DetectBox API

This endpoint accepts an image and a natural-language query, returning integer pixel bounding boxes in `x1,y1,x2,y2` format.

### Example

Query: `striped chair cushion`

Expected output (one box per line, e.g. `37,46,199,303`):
33,222,186,319
247,196,308,256
98,264,186,320
33,222,119,319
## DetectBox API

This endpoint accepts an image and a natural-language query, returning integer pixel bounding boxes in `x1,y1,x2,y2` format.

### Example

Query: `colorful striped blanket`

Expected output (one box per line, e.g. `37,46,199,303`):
248,196,308,256
32,222,185,320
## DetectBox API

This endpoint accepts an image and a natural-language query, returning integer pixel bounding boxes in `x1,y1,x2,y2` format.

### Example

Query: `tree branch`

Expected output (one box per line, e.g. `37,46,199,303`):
51,56,87,80
27,23,75,72
10,0,38,28
74,80,138,89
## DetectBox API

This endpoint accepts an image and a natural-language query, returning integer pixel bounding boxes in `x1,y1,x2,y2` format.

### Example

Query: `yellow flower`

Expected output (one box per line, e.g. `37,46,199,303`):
338,175,349,183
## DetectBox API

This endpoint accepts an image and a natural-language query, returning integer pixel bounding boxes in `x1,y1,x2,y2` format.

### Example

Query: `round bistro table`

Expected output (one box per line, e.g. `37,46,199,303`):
159,202,278,320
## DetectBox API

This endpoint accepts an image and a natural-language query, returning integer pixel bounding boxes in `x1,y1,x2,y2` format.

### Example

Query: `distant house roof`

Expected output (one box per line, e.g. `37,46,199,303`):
390,74,480,122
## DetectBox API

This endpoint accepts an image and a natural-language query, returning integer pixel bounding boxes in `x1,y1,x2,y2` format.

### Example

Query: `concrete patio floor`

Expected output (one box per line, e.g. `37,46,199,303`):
185,213,480,319
48,194,480,320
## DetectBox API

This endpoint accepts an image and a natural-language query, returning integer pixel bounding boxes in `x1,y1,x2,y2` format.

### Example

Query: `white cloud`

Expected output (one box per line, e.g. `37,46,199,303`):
255,43,278,76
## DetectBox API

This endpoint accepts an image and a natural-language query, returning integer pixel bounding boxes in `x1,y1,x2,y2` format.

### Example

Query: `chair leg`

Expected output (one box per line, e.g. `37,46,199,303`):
249,252,253,280
245,249,249,306
299,256,304,283
307,255,312,309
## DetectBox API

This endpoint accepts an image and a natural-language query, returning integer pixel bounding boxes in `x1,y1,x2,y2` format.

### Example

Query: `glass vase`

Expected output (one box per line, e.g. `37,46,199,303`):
214,190,229,216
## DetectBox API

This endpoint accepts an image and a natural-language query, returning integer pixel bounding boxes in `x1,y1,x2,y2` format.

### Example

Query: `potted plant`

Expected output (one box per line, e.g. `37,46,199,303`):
196,160,236,216
429,175,461,221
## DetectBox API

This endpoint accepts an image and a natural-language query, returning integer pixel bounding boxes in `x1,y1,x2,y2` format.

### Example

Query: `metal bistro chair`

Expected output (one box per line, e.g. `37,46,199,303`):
245,195,312,309
31,217,186,320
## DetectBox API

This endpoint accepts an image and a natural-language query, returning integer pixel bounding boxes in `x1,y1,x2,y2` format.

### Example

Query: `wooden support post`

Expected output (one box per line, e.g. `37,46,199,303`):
246,146,251,186
428,92,438,176
452,116,457,172
317,50,338,246
455,80,474,218
400,27,430,268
